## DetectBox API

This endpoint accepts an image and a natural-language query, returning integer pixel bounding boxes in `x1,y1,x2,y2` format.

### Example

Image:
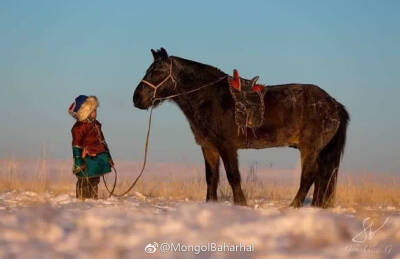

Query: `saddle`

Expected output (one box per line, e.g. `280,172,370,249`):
228,69,267,135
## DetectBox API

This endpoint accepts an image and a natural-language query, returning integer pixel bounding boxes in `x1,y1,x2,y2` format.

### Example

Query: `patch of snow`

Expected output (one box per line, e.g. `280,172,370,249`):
0,191,398,258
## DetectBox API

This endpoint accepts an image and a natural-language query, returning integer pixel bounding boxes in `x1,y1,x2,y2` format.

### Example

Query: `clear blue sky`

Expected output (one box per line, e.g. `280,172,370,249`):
1,0,399,173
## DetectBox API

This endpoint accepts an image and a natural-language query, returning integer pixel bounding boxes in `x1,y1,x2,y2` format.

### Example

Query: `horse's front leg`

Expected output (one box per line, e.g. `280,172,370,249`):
219,147,247,206
201,146,220,202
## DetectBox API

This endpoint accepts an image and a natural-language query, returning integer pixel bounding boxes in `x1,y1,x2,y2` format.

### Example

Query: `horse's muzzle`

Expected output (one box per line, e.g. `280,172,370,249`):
133,85,152,109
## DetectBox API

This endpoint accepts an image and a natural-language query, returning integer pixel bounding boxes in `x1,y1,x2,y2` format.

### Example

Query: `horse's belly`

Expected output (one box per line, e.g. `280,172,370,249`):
236,127,299,149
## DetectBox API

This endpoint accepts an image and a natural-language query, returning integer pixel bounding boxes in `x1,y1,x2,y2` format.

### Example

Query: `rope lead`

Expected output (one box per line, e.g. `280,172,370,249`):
102,75,227,197
104,105,153,197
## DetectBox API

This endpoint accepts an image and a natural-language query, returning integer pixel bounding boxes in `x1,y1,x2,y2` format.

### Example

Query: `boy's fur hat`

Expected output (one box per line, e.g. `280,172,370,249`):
68,95,99,121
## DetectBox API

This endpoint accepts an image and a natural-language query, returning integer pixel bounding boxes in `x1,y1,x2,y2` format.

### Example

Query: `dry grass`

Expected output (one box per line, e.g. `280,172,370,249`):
335,176,400,207
0,158,399,208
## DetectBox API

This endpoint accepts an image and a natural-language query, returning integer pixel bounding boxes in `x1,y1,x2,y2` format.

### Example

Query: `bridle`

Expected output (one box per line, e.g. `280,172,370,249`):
141,59,177,99
141,58,228,101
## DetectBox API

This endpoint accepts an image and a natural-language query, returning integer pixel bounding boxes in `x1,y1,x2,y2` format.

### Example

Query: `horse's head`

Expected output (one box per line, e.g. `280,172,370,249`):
133,48,177,109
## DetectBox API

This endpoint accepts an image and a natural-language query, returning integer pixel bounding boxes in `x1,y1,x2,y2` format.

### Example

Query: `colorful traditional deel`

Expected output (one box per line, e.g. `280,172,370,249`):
69,95,112,179
71,120,112,178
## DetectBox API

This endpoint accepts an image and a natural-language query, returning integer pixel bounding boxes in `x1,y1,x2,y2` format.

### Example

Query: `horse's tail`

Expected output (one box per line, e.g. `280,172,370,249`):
314,102,350,207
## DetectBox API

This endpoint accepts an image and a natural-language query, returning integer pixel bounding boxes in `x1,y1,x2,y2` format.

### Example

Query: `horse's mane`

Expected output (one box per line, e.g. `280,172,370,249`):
171,56,227,78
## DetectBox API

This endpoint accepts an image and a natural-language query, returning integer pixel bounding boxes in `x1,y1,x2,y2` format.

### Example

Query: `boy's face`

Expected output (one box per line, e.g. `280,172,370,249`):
89,109,97,119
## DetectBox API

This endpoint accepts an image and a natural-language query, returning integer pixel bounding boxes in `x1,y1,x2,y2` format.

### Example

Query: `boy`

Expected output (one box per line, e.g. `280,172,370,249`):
68,95,113,199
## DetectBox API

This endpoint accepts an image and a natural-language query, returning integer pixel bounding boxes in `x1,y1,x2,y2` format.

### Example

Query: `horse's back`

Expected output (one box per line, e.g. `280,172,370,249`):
255,83,342,150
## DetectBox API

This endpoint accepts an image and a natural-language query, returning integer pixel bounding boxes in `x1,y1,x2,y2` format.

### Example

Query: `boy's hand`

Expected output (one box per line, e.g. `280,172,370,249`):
73,164,86,174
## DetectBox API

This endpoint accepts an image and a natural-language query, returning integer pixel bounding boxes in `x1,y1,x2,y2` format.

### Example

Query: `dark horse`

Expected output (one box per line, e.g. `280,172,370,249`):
133,48,349,208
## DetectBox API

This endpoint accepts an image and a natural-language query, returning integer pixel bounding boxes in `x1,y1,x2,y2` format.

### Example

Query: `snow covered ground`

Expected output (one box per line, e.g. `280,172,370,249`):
0,191,399,259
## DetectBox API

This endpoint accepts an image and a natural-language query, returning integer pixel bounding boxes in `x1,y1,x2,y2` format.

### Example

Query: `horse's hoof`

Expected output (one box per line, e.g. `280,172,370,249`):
289,200,302,208
205,198,218,203
234,199,248,206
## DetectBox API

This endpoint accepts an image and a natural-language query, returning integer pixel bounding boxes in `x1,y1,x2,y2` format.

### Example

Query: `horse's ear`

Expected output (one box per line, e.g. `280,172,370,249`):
151,49,157,60
160,47,169,60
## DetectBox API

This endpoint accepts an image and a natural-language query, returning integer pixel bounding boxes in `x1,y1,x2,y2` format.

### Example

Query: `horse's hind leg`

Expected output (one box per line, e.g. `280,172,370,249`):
290,150,319,208
201,146,220,202
312,167,338,208
312,152,340,208
219,148,247,206
312,174,323,207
